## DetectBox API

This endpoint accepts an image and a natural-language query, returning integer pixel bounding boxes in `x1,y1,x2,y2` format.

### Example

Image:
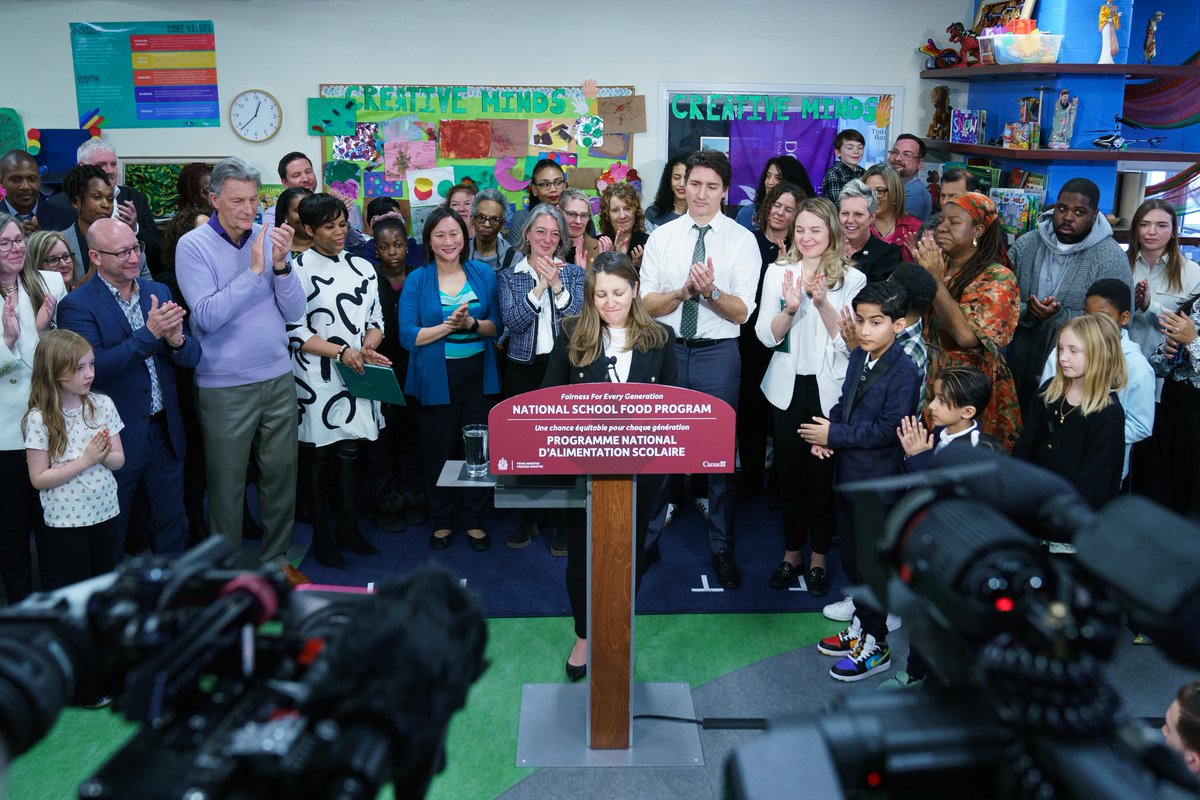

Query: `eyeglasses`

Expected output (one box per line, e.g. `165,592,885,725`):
42,253,74,267
563,211,591,221
872,186,889,195
888,149,920,162
472,214,503,227
0,235,27,254
94,242,146,262
533,178,566,191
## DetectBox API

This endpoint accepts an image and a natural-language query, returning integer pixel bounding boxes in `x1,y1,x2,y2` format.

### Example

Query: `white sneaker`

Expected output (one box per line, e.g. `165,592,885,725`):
823,596,855,622
663,503,676,527
695,497,710,520
886,613,902,632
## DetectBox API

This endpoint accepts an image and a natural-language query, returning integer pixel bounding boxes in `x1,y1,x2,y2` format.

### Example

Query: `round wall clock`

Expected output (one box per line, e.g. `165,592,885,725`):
228,89,282,142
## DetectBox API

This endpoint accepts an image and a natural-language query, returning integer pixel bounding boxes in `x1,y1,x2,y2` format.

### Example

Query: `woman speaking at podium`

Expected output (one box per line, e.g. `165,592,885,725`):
542,252,676,682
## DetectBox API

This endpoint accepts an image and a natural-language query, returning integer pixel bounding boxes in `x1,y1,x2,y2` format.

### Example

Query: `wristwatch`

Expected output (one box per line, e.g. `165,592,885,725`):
706,287,721,301
273,263,291,276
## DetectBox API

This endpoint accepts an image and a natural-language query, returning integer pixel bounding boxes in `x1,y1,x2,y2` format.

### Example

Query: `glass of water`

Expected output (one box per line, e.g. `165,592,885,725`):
463,424,489,477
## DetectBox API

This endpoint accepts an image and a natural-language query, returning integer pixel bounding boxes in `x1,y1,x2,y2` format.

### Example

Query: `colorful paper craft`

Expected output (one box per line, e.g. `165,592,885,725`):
332,123,381,162
494,157,531,192
384,140,436,181
380,115,428,144
573,116,604,148
438,120,491,160
453,165,499,192
329,179,360,202
406,167,455,208
537,151,577,168
309,98,357,136
363,170,406,199
588,133,629,160
488,120,528,159
597,95,646,134
528,119,574,149
324,160,361,186
0,108,23,153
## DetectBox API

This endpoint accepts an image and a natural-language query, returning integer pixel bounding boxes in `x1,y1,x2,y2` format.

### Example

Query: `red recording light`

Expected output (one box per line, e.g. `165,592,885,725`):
994,597,1014,612
867,771,882,787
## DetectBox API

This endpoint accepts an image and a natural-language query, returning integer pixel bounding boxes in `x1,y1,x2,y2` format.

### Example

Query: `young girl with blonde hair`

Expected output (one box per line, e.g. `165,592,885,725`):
23,329,125,587
1013,313,1126,509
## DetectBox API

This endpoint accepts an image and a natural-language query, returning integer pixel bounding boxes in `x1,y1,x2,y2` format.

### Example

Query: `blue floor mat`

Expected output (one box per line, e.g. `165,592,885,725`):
292,493,849,617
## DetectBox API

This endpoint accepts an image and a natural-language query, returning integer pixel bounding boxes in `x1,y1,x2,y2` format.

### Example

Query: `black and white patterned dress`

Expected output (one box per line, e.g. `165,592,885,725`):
287,249,385,446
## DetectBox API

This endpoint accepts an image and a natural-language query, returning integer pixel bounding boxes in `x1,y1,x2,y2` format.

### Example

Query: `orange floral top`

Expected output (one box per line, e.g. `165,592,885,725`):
925,261,1023,450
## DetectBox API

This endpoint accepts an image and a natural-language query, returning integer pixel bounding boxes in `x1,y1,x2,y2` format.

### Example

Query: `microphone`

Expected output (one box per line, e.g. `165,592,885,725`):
606,355,620,383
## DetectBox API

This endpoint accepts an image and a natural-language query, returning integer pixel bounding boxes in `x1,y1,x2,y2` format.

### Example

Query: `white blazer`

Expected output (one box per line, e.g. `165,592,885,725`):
755,262,867,416
0,270,68,451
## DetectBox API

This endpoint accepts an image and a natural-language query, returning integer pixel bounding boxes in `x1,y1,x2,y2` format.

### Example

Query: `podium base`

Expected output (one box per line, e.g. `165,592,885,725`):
515,682,703,767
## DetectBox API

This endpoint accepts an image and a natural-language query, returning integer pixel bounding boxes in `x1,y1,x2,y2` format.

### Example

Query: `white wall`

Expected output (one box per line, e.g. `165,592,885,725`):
3,0,971,191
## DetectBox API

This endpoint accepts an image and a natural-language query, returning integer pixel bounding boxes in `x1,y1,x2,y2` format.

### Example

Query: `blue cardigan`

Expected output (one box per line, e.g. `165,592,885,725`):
398,259,503,405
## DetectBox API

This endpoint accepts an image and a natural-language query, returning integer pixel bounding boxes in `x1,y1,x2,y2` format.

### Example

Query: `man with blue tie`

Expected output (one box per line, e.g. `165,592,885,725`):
640,150,760,588
0,150,76,235
57,218,200,558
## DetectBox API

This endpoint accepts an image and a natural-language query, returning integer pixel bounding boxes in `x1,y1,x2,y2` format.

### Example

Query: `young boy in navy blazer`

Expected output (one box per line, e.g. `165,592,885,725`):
800,281,920,682
899,365,1003,473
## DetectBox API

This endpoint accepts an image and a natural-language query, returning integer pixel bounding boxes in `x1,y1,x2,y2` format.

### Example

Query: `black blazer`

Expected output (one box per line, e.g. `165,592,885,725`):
542,321,677,388
851,234,903,283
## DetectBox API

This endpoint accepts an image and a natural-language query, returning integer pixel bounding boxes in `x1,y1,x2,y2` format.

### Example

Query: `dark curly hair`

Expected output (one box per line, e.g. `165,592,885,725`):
62,164,110,205
647,155,687,221
176,162,213,211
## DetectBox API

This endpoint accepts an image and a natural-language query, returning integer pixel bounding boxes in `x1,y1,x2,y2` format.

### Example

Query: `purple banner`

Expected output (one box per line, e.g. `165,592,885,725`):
728,116,839,208
135,85,219,103
135,102,220,121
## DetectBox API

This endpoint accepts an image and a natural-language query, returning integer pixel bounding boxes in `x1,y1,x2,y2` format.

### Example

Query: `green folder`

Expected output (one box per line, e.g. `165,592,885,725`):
335,363,406,405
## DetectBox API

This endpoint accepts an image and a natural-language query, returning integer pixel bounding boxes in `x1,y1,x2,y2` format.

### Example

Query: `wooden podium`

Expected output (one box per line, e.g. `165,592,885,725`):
489,384,735,765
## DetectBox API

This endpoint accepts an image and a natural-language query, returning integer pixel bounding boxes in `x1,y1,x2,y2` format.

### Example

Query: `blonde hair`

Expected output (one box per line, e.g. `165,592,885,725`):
26,230,74,287
0,214,49,312
568,252,667,368
779,197,852,290
1043,314,1127,415
23,330,99,460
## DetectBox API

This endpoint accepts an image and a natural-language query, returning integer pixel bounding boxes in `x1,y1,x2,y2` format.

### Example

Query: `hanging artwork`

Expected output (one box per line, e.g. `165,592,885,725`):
439,120,491,160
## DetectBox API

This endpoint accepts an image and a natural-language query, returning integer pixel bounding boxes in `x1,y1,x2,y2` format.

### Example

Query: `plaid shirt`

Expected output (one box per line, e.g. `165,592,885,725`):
820,160,866,205
100,278,163,414
896,318,927,413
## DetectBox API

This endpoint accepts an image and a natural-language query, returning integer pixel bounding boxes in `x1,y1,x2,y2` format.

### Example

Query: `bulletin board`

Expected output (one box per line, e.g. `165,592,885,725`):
316,83,641,239
659,82,904,208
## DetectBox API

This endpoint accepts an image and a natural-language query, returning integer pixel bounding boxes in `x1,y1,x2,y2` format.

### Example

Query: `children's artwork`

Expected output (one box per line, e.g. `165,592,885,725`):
588,133,629,160
566,167,604,190
493,157,531,192
363,169,406,199
453,165,498,192
332,123,381,162
308,98,357,136
0,108,23,153
488,119,528,159
329,178,360,204
324,160,361,186
547,151,578,167
438,120,491,160
379,115,429,144
529,119,573,149
573,116,604,148
384,139,436,181
409,205,438,240
407,167,455,208
597,95,646,134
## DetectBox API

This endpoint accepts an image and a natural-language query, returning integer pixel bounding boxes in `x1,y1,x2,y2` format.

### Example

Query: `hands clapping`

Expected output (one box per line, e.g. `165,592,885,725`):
145,295,186,345
83,429,113,467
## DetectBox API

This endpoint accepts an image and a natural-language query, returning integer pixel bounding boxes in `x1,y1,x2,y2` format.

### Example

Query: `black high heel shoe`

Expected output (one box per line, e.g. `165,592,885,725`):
429,529,454,550
565,660,587,682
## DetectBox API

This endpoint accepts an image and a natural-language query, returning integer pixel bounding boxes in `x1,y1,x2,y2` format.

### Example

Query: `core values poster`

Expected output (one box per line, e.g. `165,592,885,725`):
70,20,220,129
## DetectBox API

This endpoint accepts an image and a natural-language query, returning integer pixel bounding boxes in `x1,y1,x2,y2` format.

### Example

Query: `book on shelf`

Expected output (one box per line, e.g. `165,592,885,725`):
950,110,987,145
989,188,1043,237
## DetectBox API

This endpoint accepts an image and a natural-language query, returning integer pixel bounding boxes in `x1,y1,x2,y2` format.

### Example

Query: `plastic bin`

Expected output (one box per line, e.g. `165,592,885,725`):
982,32,1063,65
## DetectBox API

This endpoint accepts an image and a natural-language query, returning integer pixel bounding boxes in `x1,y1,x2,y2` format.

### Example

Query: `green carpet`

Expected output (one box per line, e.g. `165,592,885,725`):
7,612,839,800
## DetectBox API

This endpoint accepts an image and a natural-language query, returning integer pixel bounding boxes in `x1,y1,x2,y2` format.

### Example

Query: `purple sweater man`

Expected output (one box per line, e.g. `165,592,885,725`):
176,157,310,585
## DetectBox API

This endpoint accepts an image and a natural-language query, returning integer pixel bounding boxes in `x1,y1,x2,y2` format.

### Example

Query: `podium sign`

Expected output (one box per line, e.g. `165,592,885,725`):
488,384,735,475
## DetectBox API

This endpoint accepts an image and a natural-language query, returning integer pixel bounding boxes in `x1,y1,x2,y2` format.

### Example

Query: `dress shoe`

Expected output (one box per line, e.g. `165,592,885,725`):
281,564,312,586
429,529,454,550
337,525,380,556
711,549,741,589
467,529,492,552
768,560,802,589
806,566,829,597
507,522,538,549
565,660,587,682
549,527,568,557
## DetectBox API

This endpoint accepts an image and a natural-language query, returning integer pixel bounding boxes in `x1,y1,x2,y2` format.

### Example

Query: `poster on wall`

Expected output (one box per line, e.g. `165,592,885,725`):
317,83,638,237
660,83,902,208
69,20,219,129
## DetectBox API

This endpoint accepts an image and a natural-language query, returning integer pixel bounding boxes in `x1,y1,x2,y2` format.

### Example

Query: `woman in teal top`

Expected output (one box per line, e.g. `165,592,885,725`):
398,207,503,551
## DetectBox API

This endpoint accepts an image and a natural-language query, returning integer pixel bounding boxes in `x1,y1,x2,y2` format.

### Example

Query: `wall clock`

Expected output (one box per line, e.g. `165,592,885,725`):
228,89,282,142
